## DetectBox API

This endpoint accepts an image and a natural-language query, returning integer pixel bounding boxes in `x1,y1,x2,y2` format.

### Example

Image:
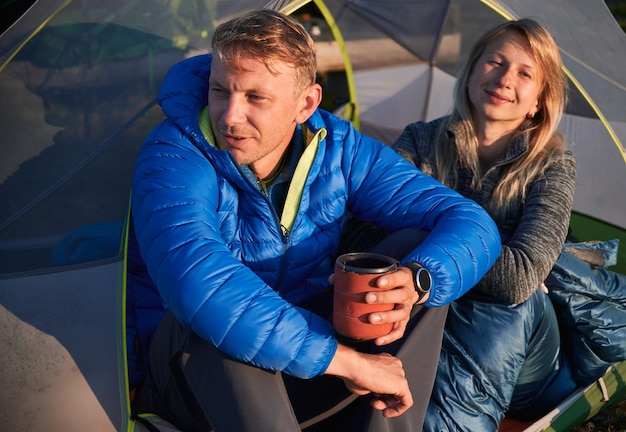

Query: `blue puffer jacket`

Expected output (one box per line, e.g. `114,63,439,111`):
127,54,501,385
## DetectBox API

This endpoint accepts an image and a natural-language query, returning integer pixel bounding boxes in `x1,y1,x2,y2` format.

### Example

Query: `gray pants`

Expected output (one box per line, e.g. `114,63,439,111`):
134,230,447,431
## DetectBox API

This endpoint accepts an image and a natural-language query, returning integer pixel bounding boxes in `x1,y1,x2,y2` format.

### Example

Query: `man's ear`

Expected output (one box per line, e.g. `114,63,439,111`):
295,83,322,124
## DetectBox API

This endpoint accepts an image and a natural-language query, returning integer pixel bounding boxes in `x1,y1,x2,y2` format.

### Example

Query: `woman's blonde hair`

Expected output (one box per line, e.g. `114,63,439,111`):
435,19,568,218
211,9,317,94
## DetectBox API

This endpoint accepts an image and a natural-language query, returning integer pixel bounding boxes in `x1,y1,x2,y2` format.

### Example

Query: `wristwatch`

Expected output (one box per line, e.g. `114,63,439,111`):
405,262,431,303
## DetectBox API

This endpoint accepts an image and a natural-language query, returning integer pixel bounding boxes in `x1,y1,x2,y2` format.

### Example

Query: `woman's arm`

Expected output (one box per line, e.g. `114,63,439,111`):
476,153,577,304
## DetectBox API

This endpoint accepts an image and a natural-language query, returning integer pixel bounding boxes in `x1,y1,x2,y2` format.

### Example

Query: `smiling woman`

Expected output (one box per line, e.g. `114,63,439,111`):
377,18,577,431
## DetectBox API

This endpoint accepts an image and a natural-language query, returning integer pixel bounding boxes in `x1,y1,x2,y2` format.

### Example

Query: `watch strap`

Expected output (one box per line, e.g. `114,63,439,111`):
405,262,431,303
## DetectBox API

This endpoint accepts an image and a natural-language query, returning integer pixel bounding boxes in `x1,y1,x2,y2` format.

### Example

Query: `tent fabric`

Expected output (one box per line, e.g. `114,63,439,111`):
1,0,624,276
499,360,626,432
295,0,626,230
0,260,126,432
1,1,625,431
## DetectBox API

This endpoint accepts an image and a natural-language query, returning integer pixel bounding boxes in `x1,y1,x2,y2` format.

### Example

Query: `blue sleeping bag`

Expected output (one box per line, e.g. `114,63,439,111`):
424,240,626,431
547,240,626,385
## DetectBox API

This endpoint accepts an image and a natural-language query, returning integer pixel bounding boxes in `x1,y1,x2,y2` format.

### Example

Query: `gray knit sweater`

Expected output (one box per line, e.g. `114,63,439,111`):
394,117,577,304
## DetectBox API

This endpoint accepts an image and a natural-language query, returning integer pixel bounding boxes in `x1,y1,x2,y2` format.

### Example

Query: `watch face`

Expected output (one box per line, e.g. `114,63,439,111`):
415,267,431,292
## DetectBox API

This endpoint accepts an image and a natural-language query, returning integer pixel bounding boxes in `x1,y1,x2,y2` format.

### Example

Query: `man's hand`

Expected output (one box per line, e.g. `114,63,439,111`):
325,344,413,417
365,267,426,345
329,266,427,346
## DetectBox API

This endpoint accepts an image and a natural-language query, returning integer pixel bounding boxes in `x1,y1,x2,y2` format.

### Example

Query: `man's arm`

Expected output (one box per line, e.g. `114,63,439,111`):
324,344,413,417
324,266,425,417
342,135,502,307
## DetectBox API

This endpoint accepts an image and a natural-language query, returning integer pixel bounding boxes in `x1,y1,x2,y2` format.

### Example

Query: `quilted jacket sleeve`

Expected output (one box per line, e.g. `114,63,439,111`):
338,126,502,307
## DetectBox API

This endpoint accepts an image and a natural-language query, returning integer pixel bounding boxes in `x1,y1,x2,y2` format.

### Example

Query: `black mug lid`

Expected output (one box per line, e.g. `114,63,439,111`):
336,252,399,274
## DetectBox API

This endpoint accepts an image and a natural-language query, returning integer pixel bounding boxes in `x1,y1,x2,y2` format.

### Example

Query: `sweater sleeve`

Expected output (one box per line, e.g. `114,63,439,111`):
475,153,577,304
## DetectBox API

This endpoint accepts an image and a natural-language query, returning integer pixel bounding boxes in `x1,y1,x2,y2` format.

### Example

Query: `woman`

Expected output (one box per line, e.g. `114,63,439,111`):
390,19,576,430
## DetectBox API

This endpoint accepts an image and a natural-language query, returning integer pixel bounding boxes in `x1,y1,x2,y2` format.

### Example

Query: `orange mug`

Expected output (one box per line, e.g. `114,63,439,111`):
333,252,399,340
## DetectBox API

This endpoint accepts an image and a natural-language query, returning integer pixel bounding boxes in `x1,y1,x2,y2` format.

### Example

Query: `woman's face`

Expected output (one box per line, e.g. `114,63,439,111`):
467,30,542,131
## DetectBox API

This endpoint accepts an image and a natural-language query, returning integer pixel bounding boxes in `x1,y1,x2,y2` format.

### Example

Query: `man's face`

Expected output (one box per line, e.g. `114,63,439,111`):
208,55,311,179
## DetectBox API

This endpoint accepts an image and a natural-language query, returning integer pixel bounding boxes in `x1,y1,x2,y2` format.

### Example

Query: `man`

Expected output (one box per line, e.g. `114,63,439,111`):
127,9,501,432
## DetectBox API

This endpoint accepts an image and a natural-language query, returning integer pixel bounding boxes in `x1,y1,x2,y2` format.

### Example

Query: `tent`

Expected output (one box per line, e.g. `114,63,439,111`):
0,1,624,431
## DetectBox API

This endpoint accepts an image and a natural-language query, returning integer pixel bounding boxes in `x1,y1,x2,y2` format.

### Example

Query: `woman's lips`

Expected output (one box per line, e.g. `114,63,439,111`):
486,89,513,104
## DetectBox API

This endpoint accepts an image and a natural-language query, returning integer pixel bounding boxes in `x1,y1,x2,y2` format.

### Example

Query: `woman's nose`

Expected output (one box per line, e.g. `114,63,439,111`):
495,68,514,87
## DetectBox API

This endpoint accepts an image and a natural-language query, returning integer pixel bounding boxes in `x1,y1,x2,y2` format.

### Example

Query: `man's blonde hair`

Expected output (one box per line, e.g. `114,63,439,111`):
212,9,317,93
